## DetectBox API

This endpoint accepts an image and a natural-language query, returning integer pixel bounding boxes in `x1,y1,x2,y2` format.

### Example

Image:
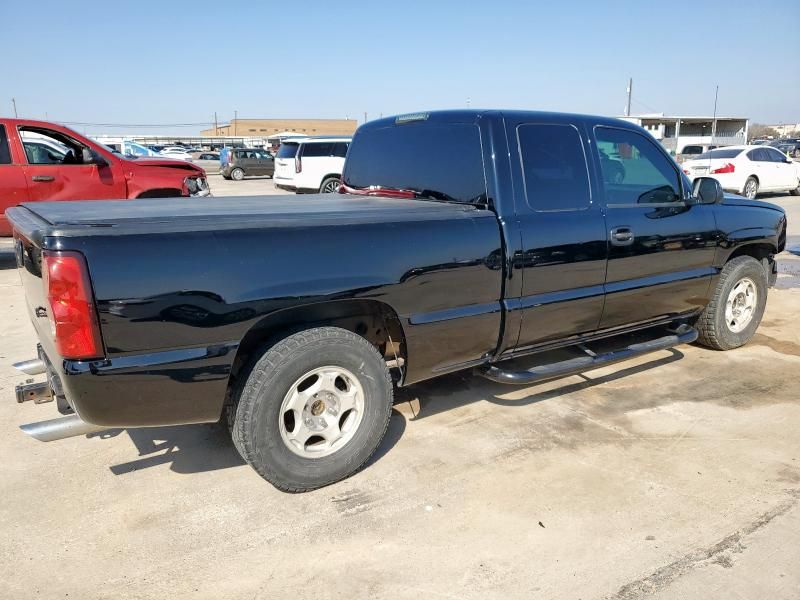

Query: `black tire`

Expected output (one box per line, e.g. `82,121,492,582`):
742,176,758,199
222,175,232,180
793,148,800,159
231,168,245,181
231,327,393,492
695,256,767,350
319,176,341,194
790,186,800,197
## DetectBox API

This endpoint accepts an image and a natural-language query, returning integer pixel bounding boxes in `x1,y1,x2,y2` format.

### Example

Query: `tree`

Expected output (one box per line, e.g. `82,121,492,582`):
749,124,780,140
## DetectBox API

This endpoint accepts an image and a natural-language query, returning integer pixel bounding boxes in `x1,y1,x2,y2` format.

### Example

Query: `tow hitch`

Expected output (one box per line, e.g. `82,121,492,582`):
13,354,108,441
15,381,53,404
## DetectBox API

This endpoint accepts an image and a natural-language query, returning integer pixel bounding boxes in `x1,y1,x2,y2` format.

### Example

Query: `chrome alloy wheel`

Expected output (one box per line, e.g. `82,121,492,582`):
278,366,365,458
744,179,758,199
321,179,340,193
725,277,757,333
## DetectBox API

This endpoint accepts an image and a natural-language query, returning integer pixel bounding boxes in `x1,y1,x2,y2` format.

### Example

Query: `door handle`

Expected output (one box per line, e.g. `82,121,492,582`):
610,226,634,246
31,175,55,182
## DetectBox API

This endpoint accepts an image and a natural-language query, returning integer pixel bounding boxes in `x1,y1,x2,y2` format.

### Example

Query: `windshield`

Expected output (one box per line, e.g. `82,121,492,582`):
342,122,487,204
695,148,743,160
276,142,299,159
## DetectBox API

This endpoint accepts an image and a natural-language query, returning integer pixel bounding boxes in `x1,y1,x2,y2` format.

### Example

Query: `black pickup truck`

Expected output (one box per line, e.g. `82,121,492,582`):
8,110,787,492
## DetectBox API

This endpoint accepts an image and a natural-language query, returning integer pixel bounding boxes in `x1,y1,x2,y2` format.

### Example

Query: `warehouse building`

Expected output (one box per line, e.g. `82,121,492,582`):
200,118,358,138
620,113,748,155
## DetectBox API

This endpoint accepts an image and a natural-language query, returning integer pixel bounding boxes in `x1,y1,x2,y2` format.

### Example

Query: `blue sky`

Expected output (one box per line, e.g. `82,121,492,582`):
3,0,798,134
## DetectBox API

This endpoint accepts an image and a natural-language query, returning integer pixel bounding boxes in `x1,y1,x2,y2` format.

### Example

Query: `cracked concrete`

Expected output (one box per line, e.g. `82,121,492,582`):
0,188,798,599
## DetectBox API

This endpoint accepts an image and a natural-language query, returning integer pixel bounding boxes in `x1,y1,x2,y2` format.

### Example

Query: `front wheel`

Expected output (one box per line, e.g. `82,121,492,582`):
695,256,767,350
231,168,245,181
231,327,393,492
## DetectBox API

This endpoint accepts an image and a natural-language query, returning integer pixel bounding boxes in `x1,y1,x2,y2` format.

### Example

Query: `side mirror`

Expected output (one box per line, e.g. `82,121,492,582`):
82,147,108,166
691,176,724,205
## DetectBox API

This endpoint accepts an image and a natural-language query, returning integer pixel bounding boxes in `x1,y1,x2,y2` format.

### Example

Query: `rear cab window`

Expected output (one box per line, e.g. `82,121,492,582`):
343,120,487,204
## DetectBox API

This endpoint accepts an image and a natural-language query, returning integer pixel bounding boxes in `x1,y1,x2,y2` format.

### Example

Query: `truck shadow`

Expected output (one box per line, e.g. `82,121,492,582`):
90,407,407,477
0,246,16,269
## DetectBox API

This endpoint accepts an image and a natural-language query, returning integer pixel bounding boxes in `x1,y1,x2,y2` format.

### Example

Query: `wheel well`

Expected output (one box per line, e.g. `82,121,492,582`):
321,174,341,183
226,299,407,401
137,188,183,198
746,174,759,184
727,243,773,263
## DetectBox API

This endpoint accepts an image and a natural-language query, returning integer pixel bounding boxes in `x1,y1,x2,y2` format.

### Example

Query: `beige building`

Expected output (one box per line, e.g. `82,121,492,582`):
201,118,358,138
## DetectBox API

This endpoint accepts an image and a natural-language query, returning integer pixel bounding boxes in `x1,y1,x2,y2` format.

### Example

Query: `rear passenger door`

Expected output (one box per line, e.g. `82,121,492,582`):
592,125,717,329
764,147,796,190
510,117,608,350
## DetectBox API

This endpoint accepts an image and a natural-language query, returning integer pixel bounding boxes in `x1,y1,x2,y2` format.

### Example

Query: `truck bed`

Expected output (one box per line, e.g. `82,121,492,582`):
9,194,483,240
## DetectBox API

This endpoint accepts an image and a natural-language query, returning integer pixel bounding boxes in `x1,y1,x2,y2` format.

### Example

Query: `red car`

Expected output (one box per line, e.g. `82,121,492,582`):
0,118,209,235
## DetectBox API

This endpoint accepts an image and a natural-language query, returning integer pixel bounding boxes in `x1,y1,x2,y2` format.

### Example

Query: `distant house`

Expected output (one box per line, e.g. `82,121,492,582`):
620,113,748,155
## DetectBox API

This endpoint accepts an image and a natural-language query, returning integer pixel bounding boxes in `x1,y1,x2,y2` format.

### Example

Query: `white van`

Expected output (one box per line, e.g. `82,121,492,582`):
274,137,350,193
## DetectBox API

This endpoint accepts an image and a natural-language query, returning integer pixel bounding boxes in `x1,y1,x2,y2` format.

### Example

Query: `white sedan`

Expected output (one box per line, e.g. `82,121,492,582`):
682,145,799,199
159,147,194,162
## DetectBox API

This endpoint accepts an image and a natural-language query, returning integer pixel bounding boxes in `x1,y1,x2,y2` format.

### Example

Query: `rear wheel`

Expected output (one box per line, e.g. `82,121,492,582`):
742,177,758,199
320,176,341,194
793,148,800,159
231,168,245,181
231,327,393,492
695,256,767,350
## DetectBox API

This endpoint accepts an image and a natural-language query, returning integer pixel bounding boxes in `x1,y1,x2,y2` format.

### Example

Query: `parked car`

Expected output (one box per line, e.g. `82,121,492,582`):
220,148,274,180
676,144,717,164
770,138,800,158
160,147,194,161
0,118,210,236
197,152,220,161
7,110,786,492
682,145,800,198
274,137,350,193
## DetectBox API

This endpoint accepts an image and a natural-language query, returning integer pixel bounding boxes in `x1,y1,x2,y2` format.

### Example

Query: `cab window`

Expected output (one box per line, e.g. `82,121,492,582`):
19,127,90,166
594,126,681,205
0,125,11,164
517,123,591,211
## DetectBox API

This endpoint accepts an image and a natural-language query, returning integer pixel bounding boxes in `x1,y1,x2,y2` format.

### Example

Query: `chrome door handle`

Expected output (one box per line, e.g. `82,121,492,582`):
31,175,55,182
610,226,634,246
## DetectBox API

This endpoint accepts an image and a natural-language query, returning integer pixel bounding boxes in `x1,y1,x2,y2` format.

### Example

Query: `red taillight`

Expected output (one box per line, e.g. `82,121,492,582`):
294,154,302,173
712,163,735,174
42,251,103,360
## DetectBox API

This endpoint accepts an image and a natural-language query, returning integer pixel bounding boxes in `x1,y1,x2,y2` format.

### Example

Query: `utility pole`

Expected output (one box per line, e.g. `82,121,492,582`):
12,98,18,118
467,97,471,108
364,112,368,124
234,110,237,136
625,78,632,117
214,112,218,136
711,85,719,143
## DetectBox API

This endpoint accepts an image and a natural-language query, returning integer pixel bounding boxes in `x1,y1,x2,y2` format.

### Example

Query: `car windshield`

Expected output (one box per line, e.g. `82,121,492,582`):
276,142,299,159
695,148,743,160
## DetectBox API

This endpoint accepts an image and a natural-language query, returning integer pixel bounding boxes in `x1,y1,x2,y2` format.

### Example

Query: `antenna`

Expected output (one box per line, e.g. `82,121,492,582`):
711,85,719,143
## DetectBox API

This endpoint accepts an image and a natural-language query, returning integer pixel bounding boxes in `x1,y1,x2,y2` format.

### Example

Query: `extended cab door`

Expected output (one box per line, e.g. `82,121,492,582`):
509,117,608,350
591,125,717,329
0,124,31,235
19,125,126,201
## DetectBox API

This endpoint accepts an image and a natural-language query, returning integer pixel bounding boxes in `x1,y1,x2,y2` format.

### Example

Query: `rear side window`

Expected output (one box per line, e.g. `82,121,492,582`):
302,142,336,157
0,125,11,164
343,122,486,204
276,142,299,159
696,148,743,160
332,142,348,158
517,123,591,211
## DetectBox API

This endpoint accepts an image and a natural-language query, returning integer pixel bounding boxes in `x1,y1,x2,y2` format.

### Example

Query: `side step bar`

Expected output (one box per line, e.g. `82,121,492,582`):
20,415,107,442
476,325,698,385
